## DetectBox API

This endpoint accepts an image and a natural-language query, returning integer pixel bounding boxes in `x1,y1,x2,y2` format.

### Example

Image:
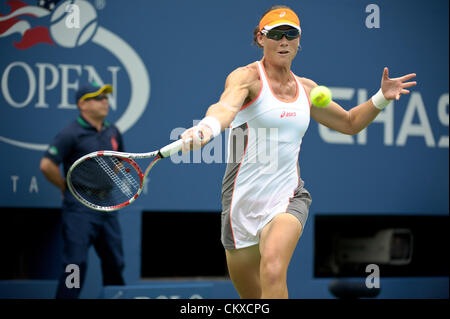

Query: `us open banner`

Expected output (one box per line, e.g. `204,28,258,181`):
0,0,448,215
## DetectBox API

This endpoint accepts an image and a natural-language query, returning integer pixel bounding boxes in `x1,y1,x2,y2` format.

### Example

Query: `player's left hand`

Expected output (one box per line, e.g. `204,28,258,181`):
381,67,417,101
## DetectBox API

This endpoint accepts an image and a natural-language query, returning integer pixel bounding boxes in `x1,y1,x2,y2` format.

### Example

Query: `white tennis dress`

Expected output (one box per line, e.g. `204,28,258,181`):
221,60,312,249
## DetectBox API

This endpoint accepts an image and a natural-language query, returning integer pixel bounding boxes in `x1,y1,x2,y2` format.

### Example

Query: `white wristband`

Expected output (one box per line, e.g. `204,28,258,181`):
371,88,390,110
199,116,222,138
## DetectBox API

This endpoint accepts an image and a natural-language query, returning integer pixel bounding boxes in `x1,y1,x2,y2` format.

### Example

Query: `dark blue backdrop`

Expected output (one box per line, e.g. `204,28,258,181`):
0,0,448,298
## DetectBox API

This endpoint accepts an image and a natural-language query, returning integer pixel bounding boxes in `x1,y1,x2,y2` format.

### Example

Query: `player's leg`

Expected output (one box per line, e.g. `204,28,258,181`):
259,213,303,298
225,244,261,298
93,215,125,286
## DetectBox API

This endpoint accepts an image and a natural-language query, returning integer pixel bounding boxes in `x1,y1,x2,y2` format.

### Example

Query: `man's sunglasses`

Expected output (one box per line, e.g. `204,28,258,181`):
262,29,300,41
85,94,108,101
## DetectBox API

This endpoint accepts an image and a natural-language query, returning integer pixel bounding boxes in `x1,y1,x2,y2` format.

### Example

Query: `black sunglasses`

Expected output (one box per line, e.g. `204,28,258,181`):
262,29,300,41
86,94,107,101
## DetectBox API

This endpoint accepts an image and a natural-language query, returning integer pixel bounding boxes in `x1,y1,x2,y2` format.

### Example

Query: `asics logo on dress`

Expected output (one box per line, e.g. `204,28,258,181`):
280,111,296,118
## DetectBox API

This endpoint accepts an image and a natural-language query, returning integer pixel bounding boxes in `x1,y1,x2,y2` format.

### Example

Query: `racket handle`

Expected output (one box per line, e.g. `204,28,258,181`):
159,130,203,158
159,137,192,158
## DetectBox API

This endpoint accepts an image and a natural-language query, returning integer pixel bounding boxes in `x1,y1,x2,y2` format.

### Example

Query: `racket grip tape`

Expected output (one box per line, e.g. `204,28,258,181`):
159,139,185,158
159,130,203,158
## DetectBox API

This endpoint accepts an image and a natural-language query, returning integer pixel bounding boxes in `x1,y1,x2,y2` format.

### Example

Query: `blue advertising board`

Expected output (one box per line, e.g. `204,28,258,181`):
0,0,448,299
0,0,447,214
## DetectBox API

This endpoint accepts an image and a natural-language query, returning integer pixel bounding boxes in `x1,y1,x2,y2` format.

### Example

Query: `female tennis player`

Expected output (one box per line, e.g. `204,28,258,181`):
181,5,416,299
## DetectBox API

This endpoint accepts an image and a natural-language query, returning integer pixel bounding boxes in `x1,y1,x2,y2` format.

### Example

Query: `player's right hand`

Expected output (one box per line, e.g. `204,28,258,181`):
180,124,212,153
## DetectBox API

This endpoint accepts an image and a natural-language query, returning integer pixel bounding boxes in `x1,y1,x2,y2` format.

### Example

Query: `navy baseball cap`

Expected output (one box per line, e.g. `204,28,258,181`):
76,81,113,102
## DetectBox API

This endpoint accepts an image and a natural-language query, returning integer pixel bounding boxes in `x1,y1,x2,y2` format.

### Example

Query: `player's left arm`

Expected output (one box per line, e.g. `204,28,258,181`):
303,67,416,135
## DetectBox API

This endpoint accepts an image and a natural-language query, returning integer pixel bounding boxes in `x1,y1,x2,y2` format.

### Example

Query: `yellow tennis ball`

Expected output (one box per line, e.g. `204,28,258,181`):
310,85,332,108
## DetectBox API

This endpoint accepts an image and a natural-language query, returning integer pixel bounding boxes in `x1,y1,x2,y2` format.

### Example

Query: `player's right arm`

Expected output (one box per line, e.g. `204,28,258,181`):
40,157,66,193
205,65,258,130
181,64,259,147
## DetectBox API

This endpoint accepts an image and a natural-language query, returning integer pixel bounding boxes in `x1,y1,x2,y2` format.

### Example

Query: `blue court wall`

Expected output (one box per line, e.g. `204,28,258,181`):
0,0,448,298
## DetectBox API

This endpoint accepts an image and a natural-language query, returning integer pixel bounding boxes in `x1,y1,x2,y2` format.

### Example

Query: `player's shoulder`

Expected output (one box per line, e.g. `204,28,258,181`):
234,62,259,78
295,75,318,92
226,62,260,87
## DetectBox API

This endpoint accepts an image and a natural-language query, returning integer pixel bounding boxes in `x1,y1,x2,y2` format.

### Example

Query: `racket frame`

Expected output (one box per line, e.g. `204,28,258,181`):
66,150,160,212
66,137,193,212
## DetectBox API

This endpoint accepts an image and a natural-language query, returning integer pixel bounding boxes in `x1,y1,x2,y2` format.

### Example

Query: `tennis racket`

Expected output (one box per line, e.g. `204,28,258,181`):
66,137,194,212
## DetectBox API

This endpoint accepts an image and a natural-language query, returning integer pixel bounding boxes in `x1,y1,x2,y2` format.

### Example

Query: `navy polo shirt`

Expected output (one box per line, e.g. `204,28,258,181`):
44,115,124,212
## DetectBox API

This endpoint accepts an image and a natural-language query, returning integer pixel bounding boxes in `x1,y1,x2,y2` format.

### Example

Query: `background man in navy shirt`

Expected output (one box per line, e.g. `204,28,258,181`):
40,82,125,299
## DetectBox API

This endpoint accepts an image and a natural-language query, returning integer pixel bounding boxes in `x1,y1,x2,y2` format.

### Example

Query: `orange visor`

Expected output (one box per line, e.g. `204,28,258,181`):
259,8,301,32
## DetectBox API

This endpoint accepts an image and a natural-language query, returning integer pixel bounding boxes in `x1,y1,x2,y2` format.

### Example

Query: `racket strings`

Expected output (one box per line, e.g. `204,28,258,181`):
70,156,141,208
95,156,138,197
114,158,141,191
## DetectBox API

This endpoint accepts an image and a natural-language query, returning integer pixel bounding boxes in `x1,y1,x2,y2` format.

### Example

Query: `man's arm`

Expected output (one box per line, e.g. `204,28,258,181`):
40,157,66,193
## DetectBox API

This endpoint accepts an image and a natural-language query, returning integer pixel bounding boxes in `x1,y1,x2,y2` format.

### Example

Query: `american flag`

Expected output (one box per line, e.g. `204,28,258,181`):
0,0,61,49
